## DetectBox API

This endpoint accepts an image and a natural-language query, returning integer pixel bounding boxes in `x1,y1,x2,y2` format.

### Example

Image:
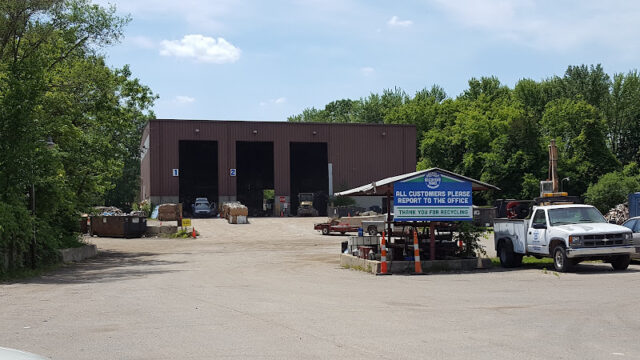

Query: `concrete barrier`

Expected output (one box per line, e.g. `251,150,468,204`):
340,254,492,275
59,244,98,263
146,224,178,236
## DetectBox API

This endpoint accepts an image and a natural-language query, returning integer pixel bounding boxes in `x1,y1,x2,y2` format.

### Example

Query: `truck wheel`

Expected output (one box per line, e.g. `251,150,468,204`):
499,241,518,268
322,227,329,235
367,226,378,236
552,245,573,272
513,253,523,266
611,255,631,271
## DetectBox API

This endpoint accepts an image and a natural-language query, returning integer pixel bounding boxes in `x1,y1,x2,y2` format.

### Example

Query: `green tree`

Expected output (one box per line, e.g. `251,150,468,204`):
0,0,155,274
541,99,619,195
607,71,640,163
585,163,640,213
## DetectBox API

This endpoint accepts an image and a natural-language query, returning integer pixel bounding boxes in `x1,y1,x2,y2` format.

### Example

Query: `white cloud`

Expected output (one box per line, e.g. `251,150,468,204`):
387,16,413,27
160,34,241,64
175,96,196,104
360,67,375,76
260,97,287,106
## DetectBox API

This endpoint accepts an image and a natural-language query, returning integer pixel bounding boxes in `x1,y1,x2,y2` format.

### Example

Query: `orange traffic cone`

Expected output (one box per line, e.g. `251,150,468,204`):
412,230,423,274
377,231,391,275
192,227,196,238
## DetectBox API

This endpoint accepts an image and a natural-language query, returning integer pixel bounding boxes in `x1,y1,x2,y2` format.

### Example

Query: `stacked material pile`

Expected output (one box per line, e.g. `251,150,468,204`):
222,202,248,224
604,203,629,225
94,206,123,216
157,203,179,221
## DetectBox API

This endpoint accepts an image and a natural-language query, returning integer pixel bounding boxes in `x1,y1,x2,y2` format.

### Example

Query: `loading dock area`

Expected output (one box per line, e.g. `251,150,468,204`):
140,120,416,215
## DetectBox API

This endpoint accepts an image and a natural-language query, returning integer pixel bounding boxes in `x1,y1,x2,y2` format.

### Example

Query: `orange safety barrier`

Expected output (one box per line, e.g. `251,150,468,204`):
412,230,423,274
378,231,389,275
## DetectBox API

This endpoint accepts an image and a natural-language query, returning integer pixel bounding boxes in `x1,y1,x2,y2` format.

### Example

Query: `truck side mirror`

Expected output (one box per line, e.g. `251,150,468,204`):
532,223,547,229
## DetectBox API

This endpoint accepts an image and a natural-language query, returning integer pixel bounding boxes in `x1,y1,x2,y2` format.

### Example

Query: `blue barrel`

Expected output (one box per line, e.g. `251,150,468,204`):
358,227,363,237
630,193,640,218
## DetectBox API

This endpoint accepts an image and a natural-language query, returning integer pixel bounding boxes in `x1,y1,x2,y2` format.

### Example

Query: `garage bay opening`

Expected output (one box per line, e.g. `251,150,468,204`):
290,142,329,216
236,141,274,216
179,140,218,216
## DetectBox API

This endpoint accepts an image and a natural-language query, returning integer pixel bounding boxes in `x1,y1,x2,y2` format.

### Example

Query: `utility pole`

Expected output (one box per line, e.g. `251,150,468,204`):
548,139,559,193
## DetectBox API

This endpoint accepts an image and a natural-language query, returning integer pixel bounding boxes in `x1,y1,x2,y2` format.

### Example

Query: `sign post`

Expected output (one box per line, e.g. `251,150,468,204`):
393,171,473,261
393,171,472,222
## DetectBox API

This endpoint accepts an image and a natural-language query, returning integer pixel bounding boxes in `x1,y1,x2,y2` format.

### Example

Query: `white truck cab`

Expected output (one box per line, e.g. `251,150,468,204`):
494,204,635,272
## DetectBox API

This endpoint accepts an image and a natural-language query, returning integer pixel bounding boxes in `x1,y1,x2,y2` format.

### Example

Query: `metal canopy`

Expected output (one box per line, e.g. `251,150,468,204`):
334,167,500,196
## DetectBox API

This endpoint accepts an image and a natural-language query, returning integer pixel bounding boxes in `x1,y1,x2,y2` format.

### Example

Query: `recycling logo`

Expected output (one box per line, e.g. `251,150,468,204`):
425,172,441,189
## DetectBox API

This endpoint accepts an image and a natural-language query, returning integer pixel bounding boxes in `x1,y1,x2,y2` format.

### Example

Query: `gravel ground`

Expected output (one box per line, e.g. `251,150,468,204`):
1,217,639,360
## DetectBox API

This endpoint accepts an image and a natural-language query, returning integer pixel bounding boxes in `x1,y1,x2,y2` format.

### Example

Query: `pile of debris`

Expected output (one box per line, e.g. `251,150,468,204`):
93,206,124,216
604,202,629,225
91,206,146,217
221,202,248,224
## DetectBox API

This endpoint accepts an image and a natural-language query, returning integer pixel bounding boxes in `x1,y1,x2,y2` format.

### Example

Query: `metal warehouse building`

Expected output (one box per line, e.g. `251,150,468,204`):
140,119,416,216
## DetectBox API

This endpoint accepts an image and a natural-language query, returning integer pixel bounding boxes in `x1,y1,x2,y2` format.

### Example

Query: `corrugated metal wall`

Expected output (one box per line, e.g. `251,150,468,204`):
144,120,416,199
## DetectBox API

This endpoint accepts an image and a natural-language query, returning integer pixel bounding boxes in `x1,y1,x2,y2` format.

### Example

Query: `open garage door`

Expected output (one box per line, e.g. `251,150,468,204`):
179,140,218,216
236,141,274,216
290,142,328,216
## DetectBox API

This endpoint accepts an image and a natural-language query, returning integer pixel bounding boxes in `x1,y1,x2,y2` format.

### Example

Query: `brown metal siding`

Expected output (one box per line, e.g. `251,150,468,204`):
146,120,416,197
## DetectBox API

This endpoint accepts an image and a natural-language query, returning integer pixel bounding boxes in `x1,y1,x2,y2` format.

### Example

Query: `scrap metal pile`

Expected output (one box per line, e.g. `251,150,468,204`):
220,202,249,224
92,206,145,217
604,203,629,225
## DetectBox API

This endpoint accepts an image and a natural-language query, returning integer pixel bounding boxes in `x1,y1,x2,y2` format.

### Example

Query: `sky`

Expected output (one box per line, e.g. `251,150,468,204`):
97,0,640,121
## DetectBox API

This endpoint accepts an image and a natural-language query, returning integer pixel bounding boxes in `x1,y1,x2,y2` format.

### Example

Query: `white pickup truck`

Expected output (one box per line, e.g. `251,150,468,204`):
494,204,636,272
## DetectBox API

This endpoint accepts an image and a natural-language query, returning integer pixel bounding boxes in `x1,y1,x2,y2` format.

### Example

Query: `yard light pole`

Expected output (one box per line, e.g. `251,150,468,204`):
561,177,570,193
31,137,56,268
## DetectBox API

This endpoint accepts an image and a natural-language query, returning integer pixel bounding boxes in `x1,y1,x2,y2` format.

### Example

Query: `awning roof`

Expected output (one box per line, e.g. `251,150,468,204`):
334,167,500,196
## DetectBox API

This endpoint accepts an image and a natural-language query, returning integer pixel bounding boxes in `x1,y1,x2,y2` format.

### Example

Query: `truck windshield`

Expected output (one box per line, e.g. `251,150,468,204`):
547,207,607,226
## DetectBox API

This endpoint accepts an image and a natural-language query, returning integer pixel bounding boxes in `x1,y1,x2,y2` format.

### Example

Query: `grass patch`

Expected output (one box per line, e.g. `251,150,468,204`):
170,228,200,238
490,256,553,267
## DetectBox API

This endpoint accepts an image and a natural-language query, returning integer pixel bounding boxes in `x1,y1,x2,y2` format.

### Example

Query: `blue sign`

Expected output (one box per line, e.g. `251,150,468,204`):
393,171,472,221
230,168,236,177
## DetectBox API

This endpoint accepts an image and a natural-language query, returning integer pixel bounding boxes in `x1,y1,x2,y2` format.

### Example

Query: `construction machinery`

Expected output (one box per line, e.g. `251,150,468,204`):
535,139,580,205
297,193,319,216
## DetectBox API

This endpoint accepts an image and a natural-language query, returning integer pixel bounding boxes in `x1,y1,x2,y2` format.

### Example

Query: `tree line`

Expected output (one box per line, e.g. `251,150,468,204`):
0,0,155,274
288,65,640,212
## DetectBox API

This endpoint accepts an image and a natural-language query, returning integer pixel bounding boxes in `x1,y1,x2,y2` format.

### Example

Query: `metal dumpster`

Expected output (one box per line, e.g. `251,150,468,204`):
630,192,640,218
90,216,147,238
473,206,496,227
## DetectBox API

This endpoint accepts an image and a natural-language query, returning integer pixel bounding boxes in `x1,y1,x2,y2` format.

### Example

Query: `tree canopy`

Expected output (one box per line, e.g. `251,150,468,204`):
0,0,156,274
288,65,640,205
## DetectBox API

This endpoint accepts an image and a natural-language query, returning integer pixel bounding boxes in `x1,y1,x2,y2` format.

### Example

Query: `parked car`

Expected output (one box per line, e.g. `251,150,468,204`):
621,216,640,259
0,347,49,360
314,219,360,235
192,197,216,218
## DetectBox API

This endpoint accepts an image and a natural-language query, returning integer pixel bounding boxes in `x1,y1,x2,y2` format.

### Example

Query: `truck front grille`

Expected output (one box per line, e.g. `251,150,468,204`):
582,234,625,247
